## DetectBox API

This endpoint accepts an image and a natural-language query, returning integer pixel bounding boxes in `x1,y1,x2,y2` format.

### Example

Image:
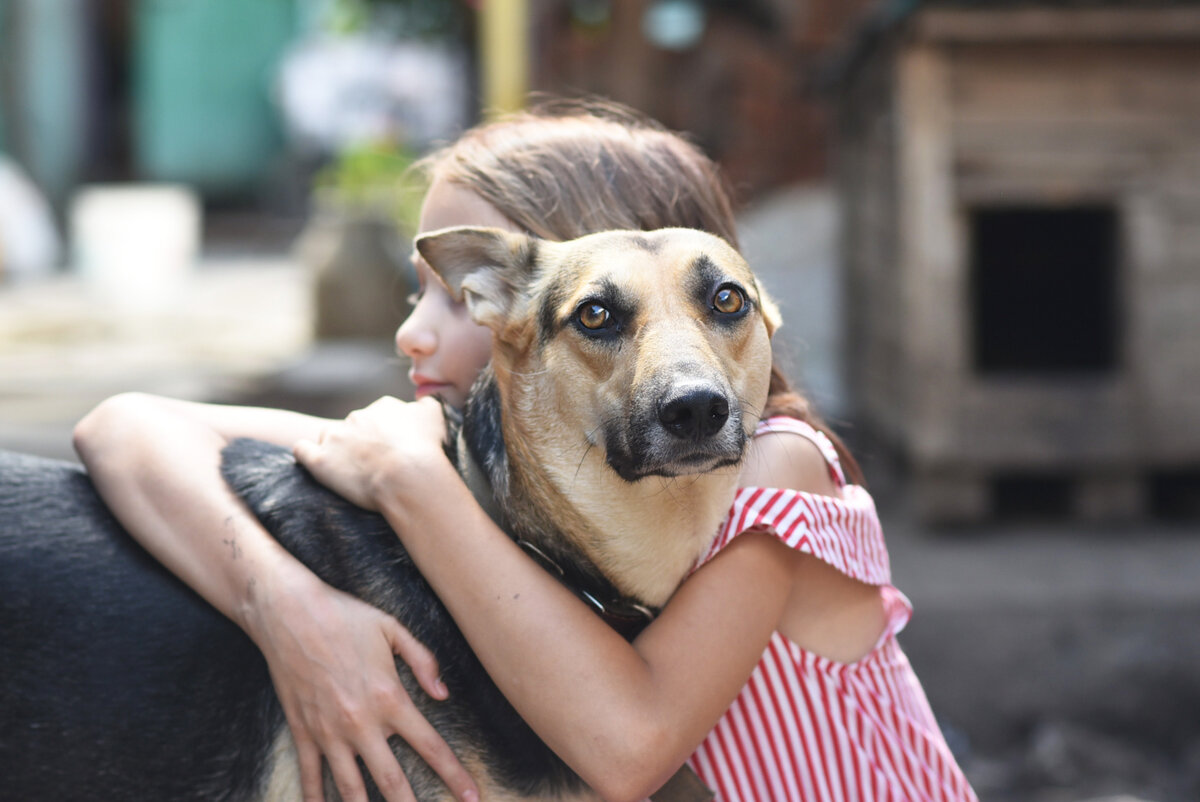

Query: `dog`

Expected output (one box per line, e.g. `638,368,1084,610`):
0,225,779,801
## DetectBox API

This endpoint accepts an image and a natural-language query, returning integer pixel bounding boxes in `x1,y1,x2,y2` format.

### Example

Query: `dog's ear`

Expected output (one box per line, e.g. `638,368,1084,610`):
415,226,538,331
757,282,782,337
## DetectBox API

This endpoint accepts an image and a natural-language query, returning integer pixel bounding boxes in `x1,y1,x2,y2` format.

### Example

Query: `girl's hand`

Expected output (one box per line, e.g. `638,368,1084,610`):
245,565,479,802
293,397,448,512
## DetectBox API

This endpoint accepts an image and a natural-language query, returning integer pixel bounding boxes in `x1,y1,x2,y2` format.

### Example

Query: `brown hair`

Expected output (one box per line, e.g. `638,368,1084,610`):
422,98,863,485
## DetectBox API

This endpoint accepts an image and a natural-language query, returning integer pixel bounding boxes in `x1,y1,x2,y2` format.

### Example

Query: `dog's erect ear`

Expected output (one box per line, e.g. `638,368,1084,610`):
757,282,782,337
415,226,539,332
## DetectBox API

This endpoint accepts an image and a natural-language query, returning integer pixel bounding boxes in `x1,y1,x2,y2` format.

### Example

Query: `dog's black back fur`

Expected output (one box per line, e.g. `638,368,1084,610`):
0,449,277,801
0,386,583,800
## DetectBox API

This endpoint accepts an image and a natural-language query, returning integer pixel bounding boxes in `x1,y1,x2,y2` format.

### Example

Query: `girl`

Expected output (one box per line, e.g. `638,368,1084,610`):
75,100,976,802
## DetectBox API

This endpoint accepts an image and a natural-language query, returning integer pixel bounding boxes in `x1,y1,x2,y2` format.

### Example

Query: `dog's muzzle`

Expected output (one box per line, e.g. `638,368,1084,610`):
657,387,730,443
605,380,745,482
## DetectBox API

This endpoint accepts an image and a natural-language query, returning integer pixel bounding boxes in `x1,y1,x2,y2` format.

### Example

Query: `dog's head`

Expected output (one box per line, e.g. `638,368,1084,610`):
416,226,779,483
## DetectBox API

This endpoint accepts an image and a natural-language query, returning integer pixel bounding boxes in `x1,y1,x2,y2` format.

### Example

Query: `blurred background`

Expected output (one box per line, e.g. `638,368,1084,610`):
2,0,1199,799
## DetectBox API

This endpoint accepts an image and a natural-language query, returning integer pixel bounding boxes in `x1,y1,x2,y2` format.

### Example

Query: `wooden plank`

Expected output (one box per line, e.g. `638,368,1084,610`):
944,42,1200,189
953,120,1199,159
955,173,1128,207
948,44,1200,120
931,377,1138,468
916,8,1200,43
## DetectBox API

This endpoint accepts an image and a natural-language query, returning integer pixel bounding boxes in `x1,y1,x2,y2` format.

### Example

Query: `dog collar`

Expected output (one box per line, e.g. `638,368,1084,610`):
451,408,657,639
517,539,657,640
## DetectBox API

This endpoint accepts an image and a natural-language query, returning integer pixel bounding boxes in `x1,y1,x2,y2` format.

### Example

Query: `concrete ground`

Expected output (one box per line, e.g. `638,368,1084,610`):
3,193,1198,800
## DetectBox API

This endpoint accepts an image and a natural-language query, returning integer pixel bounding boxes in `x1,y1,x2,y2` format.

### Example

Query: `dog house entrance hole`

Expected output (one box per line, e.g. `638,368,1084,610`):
970,205,1119,374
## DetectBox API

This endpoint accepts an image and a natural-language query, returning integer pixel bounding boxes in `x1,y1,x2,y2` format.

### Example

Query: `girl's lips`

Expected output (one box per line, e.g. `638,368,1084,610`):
413,381,450,399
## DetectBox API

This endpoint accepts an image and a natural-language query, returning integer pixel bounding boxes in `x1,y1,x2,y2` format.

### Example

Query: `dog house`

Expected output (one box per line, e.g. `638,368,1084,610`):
834,1,1200,522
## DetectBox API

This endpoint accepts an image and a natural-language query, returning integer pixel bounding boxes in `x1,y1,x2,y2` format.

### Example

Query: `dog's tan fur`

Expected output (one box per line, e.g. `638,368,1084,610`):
419,226,779,608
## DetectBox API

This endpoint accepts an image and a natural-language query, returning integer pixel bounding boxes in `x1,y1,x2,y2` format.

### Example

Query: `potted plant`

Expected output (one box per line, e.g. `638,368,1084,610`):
298,140,424,340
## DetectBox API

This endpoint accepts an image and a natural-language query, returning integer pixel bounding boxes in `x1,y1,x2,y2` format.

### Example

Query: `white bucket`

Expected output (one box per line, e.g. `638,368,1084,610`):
70,184,201,314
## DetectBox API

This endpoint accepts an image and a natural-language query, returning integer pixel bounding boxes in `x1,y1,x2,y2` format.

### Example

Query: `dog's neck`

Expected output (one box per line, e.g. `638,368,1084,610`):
461,367,738,610
516,441,737,609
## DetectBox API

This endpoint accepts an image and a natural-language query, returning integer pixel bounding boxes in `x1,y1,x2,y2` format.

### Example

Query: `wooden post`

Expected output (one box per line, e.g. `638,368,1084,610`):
479,0,528,115
895,44,961,457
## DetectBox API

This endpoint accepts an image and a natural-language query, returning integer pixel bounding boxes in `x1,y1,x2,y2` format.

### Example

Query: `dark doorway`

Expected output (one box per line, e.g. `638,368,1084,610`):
970,205,1120,375
992,472,1072,520
1150,468,1200,520
85,0,135,182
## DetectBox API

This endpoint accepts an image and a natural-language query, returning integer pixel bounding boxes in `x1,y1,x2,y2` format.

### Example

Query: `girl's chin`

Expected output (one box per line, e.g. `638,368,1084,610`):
414,384,458,404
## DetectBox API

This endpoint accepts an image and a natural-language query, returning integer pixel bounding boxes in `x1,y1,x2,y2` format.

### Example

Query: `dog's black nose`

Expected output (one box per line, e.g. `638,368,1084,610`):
659,389,730,441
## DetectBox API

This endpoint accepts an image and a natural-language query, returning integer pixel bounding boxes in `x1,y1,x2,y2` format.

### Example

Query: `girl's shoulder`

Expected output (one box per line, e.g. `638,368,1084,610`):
749,416,846,488
694,416,891,585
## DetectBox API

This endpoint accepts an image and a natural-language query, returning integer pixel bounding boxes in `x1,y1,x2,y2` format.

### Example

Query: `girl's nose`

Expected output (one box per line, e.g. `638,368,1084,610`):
395,312,436,359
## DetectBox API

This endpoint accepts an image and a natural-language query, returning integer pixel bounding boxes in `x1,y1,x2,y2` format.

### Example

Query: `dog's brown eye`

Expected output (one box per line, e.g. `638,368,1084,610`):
712,286,745,315
578,303,612,330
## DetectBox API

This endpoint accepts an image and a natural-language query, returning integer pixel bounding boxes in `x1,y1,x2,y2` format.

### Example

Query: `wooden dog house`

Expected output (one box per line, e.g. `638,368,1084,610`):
834,1,1200,522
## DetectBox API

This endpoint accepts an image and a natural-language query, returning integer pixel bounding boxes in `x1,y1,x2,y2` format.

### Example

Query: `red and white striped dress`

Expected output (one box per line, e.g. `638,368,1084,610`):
685,417,977,802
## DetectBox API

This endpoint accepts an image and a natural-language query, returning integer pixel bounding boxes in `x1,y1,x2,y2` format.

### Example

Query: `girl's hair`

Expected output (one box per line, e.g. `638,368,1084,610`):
420,98,739,246
421,98,863,485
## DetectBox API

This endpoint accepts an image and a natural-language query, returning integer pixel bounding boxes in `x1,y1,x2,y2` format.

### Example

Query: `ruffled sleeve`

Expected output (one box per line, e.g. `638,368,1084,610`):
694,417,893,587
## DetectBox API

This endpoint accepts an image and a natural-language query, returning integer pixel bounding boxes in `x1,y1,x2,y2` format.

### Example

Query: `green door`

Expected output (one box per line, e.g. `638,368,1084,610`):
133,0,298,196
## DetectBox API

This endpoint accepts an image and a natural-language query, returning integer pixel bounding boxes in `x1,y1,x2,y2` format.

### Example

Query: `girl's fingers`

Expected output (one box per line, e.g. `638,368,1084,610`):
387,703,480,802
294,737,327,802
372,616,478,800
384,618,447,700
326,745,371,802
364,622,480,802
357,737,418,802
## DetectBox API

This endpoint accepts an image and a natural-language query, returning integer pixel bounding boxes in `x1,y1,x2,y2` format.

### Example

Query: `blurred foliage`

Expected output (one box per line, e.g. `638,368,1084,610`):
313,0,468,234
328,0,469,39
313,141,428,236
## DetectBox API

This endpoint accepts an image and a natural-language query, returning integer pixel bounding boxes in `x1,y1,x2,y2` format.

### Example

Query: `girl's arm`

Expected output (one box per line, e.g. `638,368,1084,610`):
73,393,480,802
297,398,882,802
74,393,330,614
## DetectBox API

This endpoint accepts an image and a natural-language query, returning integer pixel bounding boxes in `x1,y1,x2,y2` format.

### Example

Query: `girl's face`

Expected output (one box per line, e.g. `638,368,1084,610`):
395,177,518,409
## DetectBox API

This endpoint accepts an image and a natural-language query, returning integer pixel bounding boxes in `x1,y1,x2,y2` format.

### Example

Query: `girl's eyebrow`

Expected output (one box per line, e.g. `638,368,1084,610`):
410,253,432,278
409,253,455,292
